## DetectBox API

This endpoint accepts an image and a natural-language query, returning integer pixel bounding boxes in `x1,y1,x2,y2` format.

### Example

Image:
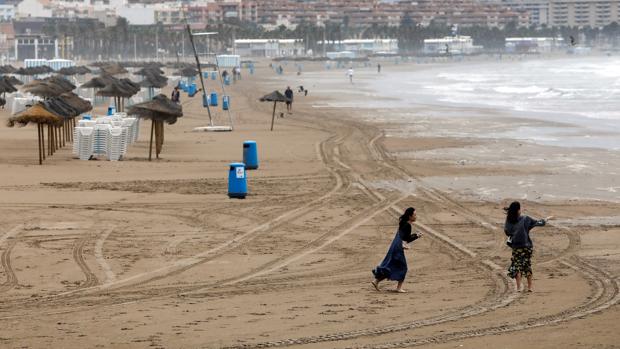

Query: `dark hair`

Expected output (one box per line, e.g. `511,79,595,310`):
504,201,520,224
399,207,415,224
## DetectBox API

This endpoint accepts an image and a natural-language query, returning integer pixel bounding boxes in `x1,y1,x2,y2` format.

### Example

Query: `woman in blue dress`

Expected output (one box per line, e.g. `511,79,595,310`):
371,207,422,293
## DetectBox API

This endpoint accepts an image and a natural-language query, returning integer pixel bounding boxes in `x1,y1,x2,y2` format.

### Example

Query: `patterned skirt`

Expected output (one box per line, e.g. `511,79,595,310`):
508,247,533,279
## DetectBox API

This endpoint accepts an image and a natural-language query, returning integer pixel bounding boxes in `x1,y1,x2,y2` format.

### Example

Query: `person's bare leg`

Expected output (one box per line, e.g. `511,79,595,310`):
515,272,522,291
396,281,406,293
526,275,533,292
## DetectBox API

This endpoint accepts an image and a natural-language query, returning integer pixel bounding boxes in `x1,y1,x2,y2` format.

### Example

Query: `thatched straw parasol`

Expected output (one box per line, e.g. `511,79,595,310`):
22,76,75,99
7,103,63,165
259,90,291,131
0,78,18,93
0,65,17,74
127,94,183,161
135,67,165,76
174,67,199,77
4,76,22,85
96,77,140,112
99,63,129,76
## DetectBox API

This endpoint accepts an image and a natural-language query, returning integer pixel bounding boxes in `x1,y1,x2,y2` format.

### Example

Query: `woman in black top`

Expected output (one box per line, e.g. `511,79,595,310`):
504,201,553,292
371,207,422,293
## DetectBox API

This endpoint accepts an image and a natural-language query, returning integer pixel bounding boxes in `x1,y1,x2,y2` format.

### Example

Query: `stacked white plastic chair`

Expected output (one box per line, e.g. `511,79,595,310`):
93,123,111,157
107,127,125,161
73,120,96,157
74,127,95,160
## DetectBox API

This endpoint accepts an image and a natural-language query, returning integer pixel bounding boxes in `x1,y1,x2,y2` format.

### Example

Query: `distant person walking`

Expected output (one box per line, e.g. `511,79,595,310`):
284,86,294,113
377,63,381,73
171,86,180,104
347,67,354,83
371,207,422,293
504,201,553,292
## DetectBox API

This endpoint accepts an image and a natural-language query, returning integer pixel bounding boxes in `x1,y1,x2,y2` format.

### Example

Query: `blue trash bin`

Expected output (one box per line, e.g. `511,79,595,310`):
228,162,247,199
107,105,115,115
243,141,259,170
202,94,209,107
182,83,189,93
211,71,217,80
82,114,92,120
210,92,218,106
224,76,230,85
203,72,209,79
188,83,196,95
179,81,186,90
222,95,230,110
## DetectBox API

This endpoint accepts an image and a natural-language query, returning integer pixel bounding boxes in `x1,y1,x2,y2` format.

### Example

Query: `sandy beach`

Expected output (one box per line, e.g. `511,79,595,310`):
0,58,619,349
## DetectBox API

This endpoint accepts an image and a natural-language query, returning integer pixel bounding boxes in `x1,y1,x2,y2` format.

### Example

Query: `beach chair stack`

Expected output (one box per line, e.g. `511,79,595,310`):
107,127,126,161
74,127,95,160
70,114,141,161
93,123,112,157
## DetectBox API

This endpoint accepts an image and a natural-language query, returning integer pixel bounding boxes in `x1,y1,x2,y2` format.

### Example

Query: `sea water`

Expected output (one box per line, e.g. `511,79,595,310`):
327,56,620,150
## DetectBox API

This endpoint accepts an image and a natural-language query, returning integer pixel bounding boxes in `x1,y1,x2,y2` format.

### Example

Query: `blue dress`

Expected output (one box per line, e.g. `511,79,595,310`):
372,222,418,282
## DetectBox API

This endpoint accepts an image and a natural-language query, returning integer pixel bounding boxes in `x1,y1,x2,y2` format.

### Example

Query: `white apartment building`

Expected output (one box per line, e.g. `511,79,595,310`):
499,0,550,26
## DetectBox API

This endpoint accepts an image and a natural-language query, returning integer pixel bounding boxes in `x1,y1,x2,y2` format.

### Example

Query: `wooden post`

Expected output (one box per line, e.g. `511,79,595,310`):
148,119,154,161
42,124,45,160
37,124,42,165
270,101,277,131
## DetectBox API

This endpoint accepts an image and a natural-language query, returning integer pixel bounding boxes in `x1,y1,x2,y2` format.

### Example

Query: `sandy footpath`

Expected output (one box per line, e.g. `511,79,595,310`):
0,60,618,349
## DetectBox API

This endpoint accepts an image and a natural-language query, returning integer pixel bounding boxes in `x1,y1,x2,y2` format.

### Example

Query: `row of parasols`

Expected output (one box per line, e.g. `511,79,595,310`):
4,64,182,164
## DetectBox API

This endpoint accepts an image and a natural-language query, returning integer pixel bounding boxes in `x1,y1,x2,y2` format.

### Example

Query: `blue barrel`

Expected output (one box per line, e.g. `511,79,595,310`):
211,71,217,80
243,140,258,170
202,94,209,107
222,95,230,110
107,105,115,115
228,162,247,198
210,92,218,106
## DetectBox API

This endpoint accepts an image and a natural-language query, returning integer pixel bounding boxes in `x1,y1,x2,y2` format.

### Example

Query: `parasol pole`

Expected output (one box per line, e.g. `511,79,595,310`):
186,24,213,126
37,123,42,165
270,101,277,131
42,123,45,160
148,118,154,161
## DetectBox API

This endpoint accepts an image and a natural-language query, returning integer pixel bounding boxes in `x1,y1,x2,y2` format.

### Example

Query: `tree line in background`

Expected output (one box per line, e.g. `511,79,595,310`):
42,16,620,61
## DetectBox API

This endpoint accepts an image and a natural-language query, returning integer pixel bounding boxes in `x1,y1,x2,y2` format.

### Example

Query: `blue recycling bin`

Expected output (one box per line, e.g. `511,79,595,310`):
222,95,230,110
210,92,218,106
202,94,209,107
243,141,259,170
228,162,247,199
211,71,217,80
107,105,115,115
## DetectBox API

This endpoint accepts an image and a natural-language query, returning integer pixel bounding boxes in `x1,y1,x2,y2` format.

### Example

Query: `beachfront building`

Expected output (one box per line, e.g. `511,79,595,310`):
423,36,482,55
549,0,620,27
318,39,399,56
496,0,550,26
505,37,565,53
234,39,304,57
